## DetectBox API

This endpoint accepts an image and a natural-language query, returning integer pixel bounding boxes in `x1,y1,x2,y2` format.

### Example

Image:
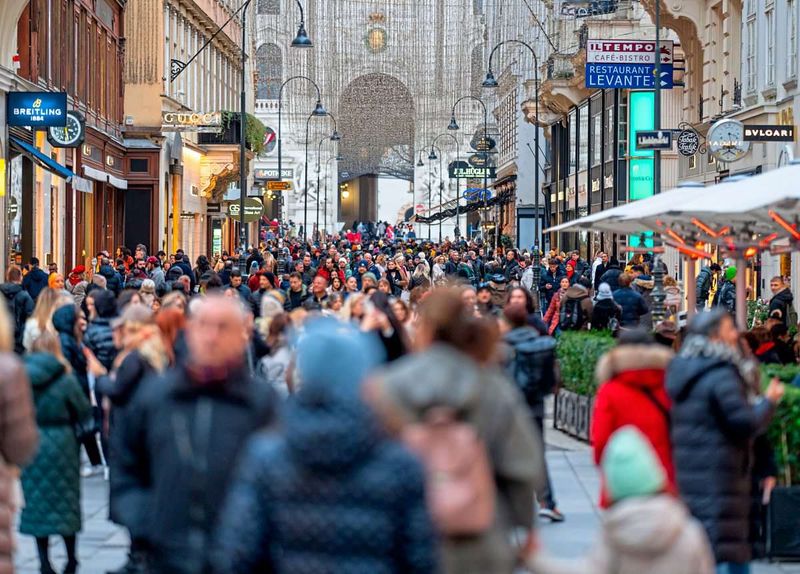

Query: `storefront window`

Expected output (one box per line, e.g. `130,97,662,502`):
605,107,614,163
568,110,576,175
579,104,589,170
592,114,602,166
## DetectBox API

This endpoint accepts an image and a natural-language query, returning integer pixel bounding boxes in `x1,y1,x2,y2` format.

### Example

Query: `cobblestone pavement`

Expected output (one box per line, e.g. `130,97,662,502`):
14,427,800,573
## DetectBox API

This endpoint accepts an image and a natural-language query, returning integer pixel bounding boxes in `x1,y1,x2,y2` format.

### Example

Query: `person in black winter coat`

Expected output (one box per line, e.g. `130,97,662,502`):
84,290,119,371
612,273,649,327
113,297,276,574
539,261,565,310
695,263,722,311
598,257,622,292
714,267,737,316
593,253,610,291
768,276,795,327
211,319,435,574
666,310,784,570
52,305,88,393
591,283,622,330
99,263,123,295
0,266,34,354
229,269,252,304
22,257,50,300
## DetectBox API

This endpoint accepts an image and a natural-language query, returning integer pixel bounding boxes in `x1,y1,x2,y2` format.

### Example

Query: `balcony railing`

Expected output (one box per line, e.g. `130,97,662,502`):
255,100,279,113
547,54,577,81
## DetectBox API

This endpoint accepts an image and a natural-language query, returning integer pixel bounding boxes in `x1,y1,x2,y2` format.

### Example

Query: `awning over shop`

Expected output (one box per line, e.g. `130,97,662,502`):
10,137,76,182
82,166,128,189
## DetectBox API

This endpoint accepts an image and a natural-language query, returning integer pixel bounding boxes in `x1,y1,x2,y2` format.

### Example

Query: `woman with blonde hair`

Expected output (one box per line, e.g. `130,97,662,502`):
85,305,169,573
340,292,366,323
21,331,91,574
23,288,71,352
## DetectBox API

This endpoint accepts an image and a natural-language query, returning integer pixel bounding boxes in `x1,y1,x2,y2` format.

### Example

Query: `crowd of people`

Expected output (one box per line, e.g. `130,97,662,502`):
0,230,793,574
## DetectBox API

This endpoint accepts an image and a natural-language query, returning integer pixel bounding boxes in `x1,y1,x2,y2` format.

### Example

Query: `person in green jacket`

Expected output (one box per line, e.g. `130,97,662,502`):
20,332,91,574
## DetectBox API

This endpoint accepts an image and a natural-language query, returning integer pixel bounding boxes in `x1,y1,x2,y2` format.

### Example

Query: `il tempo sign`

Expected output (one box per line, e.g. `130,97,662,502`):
7,92,67,127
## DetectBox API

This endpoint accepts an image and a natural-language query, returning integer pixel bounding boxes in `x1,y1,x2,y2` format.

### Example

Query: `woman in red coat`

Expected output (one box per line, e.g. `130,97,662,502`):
591,331,676,507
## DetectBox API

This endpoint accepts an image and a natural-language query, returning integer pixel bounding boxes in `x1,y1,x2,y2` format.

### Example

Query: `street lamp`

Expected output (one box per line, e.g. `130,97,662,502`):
324,154,342,235
304,112,337,243
431,133,460,241
484,39,541,264
450,95,488,245
425,144,442,240
277,75,325,239
316,117,342,237
291,0,314,48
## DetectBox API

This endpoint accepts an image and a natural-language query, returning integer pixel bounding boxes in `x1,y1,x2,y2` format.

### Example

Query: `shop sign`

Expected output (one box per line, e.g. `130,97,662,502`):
227,198,264,223
415,203,426,214
470,136,497,153
677,130,700,156
604,175,614,189
207,202,222,214
591,178,600,192
559,0,616,18
0,159,4,197
267,181,292,191
468,153,493,168
161,111,222,132
629,91,655,200
254,168,293,180
463,188,492,201
7,196,17,221
586,40,673,90
7,92,67,127
263,127,277,153
742,125,795,142
635,130,673,150
448,160,496,179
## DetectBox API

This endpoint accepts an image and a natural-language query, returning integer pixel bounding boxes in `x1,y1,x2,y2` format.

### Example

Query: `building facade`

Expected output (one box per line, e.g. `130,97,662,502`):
124,0,248,262
10,0,126,272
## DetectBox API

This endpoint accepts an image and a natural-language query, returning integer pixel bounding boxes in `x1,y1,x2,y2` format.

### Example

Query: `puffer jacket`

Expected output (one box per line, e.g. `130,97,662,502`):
0,354,38,574
591,344,675,508
20,353,91,537
665,340,775,564
379,345,544,574
612,287,648,327
695,267,714,304
84,318,116,371
527,495,714,574
212,361,436,574
633,275,654,327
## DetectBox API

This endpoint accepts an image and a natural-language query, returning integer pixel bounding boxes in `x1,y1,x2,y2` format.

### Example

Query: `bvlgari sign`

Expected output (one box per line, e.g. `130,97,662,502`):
742,125,795,142
162,111,222,133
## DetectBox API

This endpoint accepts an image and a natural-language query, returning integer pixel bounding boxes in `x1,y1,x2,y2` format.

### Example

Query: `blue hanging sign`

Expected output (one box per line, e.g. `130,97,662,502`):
7,92,68,127
463,188,492,201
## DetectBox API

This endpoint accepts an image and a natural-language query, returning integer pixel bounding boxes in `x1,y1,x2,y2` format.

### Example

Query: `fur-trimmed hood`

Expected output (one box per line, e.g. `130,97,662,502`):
596,344,674,384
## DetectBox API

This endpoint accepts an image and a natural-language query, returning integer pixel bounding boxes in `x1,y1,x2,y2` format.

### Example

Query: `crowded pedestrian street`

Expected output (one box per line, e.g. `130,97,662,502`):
4,0,800,574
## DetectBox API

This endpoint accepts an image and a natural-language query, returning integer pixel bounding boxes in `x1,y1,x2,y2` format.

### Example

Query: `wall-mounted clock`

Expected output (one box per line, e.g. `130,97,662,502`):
47,111,85,148
707,118,750,163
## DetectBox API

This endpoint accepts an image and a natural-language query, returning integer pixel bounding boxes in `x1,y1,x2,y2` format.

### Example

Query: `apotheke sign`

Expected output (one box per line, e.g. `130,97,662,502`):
162,111,222,132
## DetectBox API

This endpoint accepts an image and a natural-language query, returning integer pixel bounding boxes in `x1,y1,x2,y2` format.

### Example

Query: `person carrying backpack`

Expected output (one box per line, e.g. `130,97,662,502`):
559,278,593,332
373,289,544,574
502,302,564,522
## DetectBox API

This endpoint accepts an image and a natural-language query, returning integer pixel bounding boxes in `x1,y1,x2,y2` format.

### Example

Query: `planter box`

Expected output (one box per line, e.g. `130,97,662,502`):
553,389,594,442
767,486,800,560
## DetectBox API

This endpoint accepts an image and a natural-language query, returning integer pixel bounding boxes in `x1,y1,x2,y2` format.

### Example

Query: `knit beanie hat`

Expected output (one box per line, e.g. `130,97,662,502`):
596,282,614,301
725,266,737,281
602,426,667,503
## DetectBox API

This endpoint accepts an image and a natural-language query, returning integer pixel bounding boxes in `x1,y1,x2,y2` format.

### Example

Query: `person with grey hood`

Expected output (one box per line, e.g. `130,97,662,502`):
371,289,544,574
666,309,784,574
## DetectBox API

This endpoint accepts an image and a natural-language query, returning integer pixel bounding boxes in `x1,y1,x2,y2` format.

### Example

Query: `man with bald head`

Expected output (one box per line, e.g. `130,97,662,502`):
113,295,276,574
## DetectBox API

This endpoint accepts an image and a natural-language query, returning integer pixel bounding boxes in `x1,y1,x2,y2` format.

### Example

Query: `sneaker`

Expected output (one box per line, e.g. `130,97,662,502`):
538,507,565,522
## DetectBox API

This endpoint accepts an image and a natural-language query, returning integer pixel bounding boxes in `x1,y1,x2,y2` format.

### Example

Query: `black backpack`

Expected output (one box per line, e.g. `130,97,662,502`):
559,296,585,331
508,334,558,407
